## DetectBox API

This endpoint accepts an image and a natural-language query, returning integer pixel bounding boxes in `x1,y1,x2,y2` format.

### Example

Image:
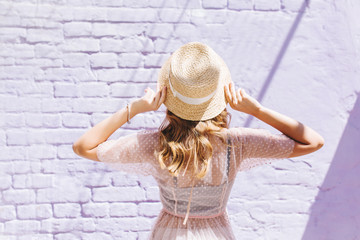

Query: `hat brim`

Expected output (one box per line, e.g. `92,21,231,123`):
157,53,232,121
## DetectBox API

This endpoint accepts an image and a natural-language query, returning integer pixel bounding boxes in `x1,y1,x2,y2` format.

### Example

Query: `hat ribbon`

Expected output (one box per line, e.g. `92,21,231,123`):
168,66,217,105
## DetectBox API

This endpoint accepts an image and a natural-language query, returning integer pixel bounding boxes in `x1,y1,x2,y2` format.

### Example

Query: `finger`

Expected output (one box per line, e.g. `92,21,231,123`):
153,88,161,105
158,86,167,107
240,88,247,97
229,82,237,103
236,89,242,102
224,84,232,102
144,87,153,98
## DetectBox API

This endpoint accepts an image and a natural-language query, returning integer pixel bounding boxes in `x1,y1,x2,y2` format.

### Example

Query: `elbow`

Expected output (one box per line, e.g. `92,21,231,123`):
317,136,325,148
313,136,325,150
72,143,82,156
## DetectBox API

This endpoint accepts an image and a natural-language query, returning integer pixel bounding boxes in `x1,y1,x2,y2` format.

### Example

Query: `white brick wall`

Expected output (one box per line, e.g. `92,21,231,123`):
1,0,360,239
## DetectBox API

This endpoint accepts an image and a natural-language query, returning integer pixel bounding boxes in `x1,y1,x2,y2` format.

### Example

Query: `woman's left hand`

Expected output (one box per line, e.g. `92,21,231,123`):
131,86,167,115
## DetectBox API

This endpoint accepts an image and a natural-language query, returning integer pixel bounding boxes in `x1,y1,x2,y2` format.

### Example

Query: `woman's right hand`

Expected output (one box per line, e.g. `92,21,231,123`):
224,82,263,116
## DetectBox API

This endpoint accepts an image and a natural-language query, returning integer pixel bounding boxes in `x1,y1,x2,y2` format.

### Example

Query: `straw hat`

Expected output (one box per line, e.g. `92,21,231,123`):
157,42,232,121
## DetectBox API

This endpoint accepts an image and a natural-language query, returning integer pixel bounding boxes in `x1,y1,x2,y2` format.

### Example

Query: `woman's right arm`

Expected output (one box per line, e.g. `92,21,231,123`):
252,106,324,158
224,82,324,158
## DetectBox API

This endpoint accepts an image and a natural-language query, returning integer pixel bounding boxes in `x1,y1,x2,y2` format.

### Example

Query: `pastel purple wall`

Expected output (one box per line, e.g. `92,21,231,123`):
1,0,359,239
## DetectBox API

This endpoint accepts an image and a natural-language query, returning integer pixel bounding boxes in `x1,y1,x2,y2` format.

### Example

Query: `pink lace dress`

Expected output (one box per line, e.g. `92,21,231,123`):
96,127,295,240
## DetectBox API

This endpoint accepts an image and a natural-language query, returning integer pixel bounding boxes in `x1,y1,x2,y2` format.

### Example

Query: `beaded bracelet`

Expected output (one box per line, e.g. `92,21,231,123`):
126,103,131,124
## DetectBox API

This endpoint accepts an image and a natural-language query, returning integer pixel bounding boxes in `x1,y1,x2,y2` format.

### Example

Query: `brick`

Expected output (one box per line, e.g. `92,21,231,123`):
13,174,29,188
4,220,40,235
15,58,62,68
0,175,12,190
0,205,16,221
3,189,36,204
34,44,62,59
202,0,227,9
281,0,307,12
145,24,173,39
1,66,41,80
72,98,122,113
30,161,41,173
20,18,62,29
33,5,73,21
0,81,51,98
17,204,52,219
138,202,162,217
148,0,201,8
173,24,201,39
31,174,53,188
0,43,34,58
0,16,21,27
73,6,107,21
110,83,156,98
95,217,151,232
0,57,15,65
63,53,89,67
41,218,95,233
26,29,63,43
89,53,117,68
54,233,79,240
81,203,109,217
109,203,138,217
79,82,108,97
101,37,153,53
54,83,79,98
96,68,158,83
54,203,81,218
82,232,112,240
93,23,145,37
59,38,100,52
64,22,92,37
153,38,184,53
42,128,80,145
41,219,76,233
144,53,171,68
199,24,231,38
111,172,139,187
36,68,96,82
107,8,158,22
93,0,123,7
118,52,143,68
0,27,26,43
18,234,53,240
92,186,146,202
0,162,12,175
254,0,280,11
0,129,5,146
123,0,151,7
0,113,24,128
25,113,61,128
159,9,191,23
228,0,253,10
81,172,111,187
204,10,228,24
0,146,26,159
145,186,160,201
62,113,89,128
36,180,91,203
12,161,31,174
41,99,74,113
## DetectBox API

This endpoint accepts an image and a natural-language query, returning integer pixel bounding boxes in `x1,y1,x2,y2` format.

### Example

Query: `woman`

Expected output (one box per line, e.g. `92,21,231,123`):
73,42,324,239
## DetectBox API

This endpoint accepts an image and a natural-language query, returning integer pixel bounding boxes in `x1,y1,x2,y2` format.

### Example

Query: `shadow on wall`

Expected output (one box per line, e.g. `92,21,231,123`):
244,0,309,127
302,91,360,240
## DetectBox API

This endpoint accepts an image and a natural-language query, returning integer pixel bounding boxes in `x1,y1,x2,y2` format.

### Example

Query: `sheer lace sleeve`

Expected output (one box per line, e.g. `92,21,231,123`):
96,130,159,176
229,127,295,172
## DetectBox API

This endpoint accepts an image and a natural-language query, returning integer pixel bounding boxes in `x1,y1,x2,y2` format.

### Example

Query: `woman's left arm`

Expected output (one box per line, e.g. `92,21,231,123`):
72,86,167,161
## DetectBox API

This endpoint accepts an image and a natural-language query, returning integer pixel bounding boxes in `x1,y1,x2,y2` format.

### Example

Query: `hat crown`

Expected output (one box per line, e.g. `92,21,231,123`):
170,42,221,98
